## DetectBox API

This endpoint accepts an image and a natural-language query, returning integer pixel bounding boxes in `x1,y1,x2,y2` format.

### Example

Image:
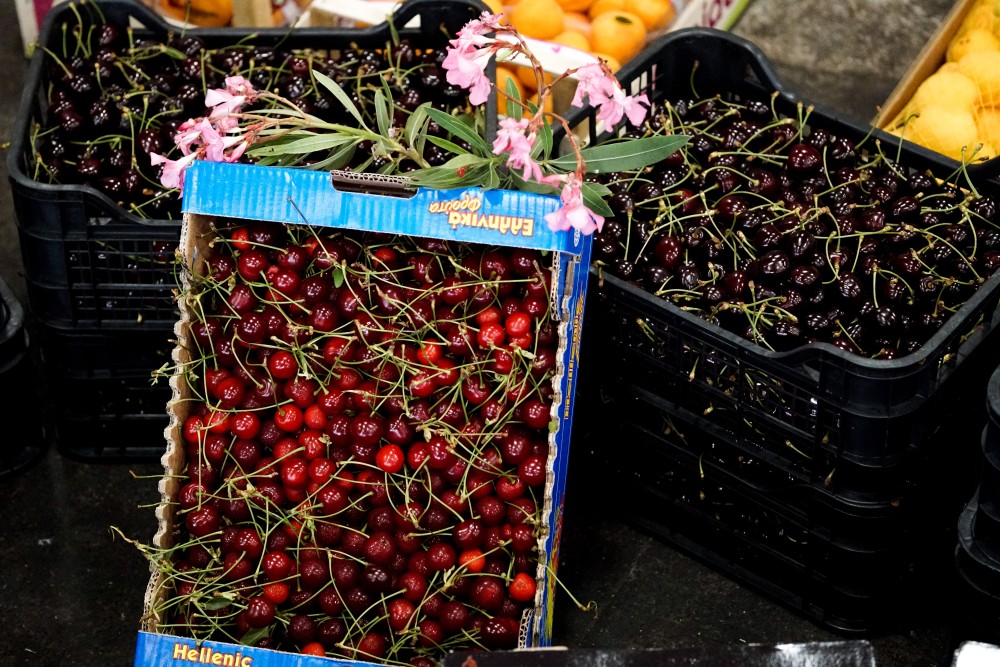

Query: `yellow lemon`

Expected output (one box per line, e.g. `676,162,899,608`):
948,27,1000,62
958,3,998,37
589,0,626,19
496,66,527,116
898,104,980,161
590,10,647,64
977,106,1000,145
959,49,1000,107
509,0,566,39
624,0,675,31
909,68,980,113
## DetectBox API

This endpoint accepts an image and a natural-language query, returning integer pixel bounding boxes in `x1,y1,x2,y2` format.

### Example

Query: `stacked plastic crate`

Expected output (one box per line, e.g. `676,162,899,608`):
7,0,494,459
570,28,1000,634
956,368,1000,643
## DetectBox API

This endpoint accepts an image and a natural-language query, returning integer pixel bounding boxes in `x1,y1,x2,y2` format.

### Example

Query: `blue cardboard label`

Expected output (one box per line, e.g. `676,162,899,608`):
182,161,583,256
134,632,383,666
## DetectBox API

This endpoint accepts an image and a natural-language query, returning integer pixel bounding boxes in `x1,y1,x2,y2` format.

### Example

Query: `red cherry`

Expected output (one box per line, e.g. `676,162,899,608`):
267,349,298,380
274,404,304,432
505,311,531,337
229,411,260,440
376,444,405,473
518,454,547,487
477,322,505,349
416,340,443,365
521,398,551,430
509,572,537,602
387,598,415,633
244,595,276,628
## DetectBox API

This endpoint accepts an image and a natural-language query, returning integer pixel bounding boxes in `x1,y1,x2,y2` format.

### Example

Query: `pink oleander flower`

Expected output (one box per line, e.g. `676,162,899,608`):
442,11,507,106
570,62,615,108
442,41,494,106
174,118,217,157
492,117,544,181
545,175,604,235
457,10,506,38
224,75,257,100
149,151,198,192
594,86,650,128
206,76,258,120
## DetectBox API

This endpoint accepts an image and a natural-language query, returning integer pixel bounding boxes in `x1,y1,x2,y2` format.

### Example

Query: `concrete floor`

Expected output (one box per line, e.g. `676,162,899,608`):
0,0,986,665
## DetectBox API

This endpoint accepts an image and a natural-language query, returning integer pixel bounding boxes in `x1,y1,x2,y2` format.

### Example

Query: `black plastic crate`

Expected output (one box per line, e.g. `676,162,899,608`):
34,321,175,460
609,383,922,519
956,497,1000,647
575,402,915,634
569,28,1000,475
8,0,493,329
0,277,45,478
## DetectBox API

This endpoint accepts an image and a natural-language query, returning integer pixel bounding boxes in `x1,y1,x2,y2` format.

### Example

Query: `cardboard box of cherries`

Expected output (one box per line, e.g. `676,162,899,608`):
132,160,592,666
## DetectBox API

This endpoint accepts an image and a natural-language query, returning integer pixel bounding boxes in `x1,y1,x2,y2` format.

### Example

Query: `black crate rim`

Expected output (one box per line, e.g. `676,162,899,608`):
8,0,495,227
596,262,1000,384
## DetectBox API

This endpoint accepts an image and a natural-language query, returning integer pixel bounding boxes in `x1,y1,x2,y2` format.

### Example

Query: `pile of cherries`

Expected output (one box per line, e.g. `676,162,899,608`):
592,94,1000,358
163,219,559,663
30,10,475,219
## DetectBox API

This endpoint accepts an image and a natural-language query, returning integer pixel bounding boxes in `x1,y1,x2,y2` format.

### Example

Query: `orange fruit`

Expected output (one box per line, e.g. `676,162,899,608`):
517,64,554,92
589,0,625,18
483,0,504,12
590,11,647,64
563,11,593,38
556,0,595,10
552,30,592,53
509,0,566,39
591,51,622,72
624,0,675,31
496,66,527,116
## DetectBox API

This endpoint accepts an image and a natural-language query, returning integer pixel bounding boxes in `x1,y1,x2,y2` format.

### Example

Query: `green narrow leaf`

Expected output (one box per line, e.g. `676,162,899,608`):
425,107,492,157
548,135,690,174
332,267,345,288
426,135,471,157
582,181,614,217
408,154,488,189
584,180,612,198
374,88,391,138
202,596,234,611
504,77,522,120
484,163,501,190
307,140,358,171
405,103,430,155
533,119,553,160
248,133,355,157
313,70,368,129
240,627,272,646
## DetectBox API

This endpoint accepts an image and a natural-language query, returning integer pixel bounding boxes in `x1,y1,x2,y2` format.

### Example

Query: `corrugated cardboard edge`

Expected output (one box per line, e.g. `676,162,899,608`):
878,0,975,130
141,211,208,633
